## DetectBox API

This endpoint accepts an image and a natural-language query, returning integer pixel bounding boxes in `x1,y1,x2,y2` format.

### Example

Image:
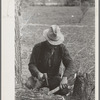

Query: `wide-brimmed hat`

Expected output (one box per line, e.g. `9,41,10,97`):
43,25,64,45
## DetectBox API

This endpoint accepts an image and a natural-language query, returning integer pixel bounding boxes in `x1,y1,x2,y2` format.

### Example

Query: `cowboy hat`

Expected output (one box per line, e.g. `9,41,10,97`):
43,25,64,45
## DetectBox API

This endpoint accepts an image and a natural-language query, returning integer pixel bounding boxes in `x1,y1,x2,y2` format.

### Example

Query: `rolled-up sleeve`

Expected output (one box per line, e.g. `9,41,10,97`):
28,45,40,78
61,44,76,78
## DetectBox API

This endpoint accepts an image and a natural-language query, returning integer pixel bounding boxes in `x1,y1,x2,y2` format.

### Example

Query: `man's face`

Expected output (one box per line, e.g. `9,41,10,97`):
46,41,57,49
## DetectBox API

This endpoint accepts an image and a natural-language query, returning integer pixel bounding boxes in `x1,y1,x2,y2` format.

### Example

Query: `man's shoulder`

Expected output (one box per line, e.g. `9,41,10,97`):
59,43,69,53
33,41,46,49
59,43,66,48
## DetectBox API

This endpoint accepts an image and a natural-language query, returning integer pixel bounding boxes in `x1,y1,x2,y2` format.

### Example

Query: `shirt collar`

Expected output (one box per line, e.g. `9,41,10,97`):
45,41,58,50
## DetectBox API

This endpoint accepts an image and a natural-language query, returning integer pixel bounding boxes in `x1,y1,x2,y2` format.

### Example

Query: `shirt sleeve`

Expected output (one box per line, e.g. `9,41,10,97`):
61,44,76,78
28,45,40,78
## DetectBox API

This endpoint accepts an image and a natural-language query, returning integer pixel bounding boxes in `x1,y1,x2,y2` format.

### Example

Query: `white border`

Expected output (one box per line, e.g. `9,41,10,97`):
95,0,99,100
2,0,15,100
1,0,98,100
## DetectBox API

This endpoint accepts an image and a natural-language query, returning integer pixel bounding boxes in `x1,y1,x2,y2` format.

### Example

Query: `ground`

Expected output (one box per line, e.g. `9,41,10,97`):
16,6,95,100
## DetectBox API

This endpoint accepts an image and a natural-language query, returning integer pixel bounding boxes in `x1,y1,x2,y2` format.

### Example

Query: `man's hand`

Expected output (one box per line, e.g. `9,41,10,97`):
60,77,68,89
38,72,44,80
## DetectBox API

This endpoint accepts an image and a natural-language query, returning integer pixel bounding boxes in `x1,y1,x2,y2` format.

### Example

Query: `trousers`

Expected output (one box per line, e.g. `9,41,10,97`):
25,75,69,95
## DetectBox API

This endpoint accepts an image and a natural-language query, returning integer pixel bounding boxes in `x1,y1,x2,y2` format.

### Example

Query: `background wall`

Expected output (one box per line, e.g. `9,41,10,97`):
21,0,95,7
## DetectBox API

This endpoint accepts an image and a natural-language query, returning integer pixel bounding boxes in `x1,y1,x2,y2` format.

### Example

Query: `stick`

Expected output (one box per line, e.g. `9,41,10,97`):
48,86,60,95
48,73,77,95
44,73,49,86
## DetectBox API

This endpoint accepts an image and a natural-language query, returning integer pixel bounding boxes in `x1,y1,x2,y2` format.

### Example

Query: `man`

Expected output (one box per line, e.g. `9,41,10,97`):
26,25,75,95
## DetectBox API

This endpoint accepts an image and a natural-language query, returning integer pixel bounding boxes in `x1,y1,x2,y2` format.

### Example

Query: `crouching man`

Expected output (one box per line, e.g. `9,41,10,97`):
26,25,75,95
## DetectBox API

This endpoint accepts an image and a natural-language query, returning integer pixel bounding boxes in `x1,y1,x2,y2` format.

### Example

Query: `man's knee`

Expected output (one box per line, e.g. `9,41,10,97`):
25,77,36,89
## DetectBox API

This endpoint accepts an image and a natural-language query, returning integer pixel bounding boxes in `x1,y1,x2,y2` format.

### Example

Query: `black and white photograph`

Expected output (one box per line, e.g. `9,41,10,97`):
2,0,98,100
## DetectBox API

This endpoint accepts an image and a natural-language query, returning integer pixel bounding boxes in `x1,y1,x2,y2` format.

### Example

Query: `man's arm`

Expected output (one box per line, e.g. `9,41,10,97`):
60,44,76,89
61,44,76,78
28,45,42,79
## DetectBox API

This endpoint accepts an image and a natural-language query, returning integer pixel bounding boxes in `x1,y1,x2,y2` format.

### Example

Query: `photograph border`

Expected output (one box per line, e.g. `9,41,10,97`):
1,0,99,100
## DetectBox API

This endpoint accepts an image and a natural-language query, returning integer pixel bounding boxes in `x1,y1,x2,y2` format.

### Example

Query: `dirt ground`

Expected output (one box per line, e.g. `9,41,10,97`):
16,6,95,100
